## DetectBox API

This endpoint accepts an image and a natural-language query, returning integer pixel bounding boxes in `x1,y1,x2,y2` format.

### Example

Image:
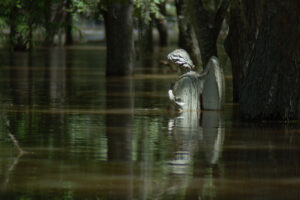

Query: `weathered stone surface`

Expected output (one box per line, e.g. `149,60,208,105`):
167,49,195,73
169,71,203,111
202,56,225,110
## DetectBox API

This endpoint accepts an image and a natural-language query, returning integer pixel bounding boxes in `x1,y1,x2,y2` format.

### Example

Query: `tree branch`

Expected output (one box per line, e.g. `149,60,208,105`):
213,0,230,39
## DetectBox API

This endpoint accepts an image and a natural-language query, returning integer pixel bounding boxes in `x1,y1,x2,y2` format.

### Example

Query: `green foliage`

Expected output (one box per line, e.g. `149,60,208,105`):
134,0,164,24
71,0,165,25
0,18,7,36
0,0,168,50
73,0,99,14
0,0,49,49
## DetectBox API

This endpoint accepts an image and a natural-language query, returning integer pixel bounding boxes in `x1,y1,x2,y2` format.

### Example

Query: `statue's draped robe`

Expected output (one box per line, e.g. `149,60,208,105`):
172,71,203,111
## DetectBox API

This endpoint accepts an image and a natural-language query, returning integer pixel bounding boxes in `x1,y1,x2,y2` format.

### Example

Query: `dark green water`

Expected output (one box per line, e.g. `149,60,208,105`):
0,47,300,200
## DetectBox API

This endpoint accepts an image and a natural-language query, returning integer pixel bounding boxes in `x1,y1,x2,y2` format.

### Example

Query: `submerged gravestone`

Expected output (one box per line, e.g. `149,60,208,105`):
167,49,225,111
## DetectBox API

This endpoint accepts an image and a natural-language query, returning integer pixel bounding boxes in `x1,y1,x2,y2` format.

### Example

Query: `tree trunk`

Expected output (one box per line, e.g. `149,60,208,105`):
44,0,54,46
239,0,300,120
27,1,33,51
140,20,153,52
44,1,64,46
186,0,230,67
9,16,17,50
224,0,263,102
9,6,27,51
155,1,168,47
175,0,201,68
103,0,135,76
28,24,33,51
65,0,73,46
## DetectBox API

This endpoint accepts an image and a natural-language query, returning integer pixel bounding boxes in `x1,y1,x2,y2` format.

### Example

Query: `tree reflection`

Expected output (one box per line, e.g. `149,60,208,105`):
105,77,134,199
43,48,66,105
9,52,32,105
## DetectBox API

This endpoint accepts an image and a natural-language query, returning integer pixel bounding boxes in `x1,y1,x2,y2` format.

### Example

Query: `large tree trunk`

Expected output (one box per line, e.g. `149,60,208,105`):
239,0,300,120
224,0,263,102
186,0,230,67
103,0,135,76
175,0,201,68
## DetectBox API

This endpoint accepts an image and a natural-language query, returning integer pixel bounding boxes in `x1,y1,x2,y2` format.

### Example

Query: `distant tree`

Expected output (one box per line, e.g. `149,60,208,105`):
65,0,74,45
74,0,140,75
43,0,66,46
141,20,154,52
154,0,168,47
43,0,55,46
135,0,168,51
0,0,35,50
135,0,154,52
0,0,67,50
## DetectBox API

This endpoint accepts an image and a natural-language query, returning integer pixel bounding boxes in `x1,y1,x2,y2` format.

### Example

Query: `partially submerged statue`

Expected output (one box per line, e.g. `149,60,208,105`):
167,49,225,111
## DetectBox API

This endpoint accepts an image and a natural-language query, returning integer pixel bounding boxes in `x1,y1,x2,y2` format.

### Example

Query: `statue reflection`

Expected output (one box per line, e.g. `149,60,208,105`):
168,110,225,199
168,111,202,175
105,77,134,199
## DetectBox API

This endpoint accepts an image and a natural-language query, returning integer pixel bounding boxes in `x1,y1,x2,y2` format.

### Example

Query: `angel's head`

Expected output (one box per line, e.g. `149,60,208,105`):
167,49,195,73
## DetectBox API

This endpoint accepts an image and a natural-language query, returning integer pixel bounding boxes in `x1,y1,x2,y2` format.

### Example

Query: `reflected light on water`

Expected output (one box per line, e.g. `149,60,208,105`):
0,47,300,199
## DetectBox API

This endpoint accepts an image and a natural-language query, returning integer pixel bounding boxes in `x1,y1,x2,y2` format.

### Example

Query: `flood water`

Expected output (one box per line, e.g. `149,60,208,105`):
0,46,300,200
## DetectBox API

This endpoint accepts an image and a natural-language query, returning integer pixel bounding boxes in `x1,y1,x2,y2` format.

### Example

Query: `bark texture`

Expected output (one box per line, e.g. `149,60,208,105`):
43,0,54,46
155,1,168,47
140,20,153,52
239,0,300,120
175,0,201,68
186,0,230,67
103,0,135,76
43,1,65,46
224,0,264,102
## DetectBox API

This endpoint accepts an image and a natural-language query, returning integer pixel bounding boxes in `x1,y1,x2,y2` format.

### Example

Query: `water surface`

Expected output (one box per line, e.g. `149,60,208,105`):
0,47,300,199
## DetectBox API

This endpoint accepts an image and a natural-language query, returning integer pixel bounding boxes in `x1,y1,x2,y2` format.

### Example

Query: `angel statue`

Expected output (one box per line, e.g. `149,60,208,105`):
167,49,225,111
